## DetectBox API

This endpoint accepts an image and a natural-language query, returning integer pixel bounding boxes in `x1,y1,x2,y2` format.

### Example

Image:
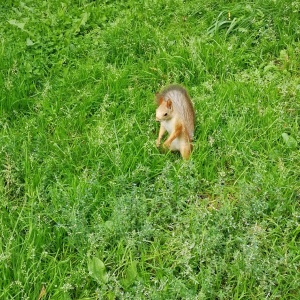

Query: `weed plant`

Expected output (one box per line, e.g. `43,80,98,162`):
0,0,299,299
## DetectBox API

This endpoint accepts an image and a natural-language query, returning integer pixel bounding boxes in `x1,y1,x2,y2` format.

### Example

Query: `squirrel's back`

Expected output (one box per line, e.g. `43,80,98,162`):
156,85,195,138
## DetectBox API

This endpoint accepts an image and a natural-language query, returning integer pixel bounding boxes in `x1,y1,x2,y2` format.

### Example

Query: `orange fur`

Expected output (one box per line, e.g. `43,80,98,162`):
155,85,195,160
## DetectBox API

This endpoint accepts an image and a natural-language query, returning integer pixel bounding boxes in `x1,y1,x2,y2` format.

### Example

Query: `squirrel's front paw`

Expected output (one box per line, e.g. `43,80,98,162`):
163,141,171,149
156,139,161,147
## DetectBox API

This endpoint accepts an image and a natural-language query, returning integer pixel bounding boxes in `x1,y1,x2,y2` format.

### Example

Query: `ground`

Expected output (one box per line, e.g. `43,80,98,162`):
0,0,299,299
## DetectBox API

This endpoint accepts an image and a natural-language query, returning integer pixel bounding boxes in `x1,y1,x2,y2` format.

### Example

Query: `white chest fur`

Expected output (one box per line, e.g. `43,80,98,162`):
161,117,183,151
161,118,176,135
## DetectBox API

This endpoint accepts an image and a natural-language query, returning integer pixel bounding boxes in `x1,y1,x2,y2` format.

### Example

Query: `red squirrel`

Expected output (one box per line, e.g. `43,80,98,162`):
155,85,195,159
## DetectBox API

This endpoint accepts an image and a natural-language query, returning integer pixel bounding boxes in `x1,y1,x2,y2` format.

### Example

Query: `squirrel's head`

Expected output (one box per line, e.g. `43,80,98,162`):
156,98,173,121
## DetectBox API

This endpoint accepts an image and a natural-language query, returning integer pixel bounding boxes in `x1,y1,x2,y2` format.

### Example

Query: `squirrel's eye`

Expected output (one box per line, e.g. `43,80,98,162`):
164,113,168,116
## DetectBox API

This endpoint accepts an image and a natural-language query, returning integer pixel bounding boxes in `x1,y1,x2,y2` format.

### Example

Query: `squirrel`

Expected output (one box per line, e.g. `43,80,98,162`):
155,85,195,160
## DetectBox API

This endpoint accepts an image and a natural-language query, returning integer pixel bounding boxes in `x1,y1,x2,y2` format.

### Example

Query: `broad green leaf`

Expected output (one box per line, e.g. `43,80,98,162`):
80,12,89,27
8,19,26,30
87,257,108,283
73,12,90,33
282,133,297,149
122,261,138,288
126,261,138,282
26,38,34,46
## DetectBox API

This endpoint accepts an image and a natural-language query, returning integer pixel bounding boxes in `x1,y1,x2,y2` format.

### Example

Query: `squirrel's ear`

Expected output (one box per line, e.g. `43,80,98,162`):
158,97,164,105
166,99,172,108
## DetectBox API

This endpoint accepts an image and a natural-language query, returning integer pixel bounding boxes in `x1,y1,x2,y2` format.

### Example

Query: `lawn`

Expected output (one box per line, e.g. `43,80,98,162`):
0,0,299,299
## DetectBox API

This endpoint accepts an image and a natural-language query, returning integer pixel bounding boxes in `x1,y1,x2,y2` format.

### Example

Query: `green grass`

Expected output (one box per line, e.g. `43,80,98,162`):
1,0,299,299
